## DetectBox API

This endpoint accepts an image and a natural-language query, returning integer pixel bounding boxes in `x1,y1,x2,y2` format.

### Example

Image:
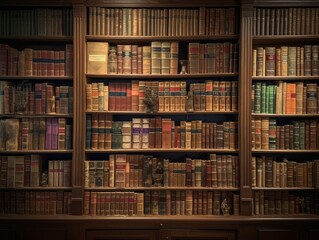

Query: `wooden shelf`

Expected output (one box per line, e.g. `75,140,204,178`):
252,187,316,191
86,35,239,44
0,187,72,191
0,114,73,118
0,35,73,43
85,187,240,191
252,76,319,81
87,111,238,115
86,149,239,153
252,114,319,118
0,150,73,154
252,35,319,44
0,76,73,80
252,150,319,154
86,73,239,79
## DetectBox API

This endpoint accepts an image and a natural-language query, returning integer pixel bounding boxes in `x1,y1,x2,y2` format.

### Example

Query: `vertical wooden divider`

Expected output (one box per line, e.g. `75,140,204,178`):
71,3,86,215
239,0,253,216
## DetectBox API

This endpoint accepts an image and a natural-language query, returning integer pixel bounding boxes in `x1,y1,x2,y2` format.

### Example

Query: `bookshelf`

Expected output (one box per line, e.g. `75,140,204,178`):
251,2,319,217
0,4,74,215
0,1,319,240
84,1,241,217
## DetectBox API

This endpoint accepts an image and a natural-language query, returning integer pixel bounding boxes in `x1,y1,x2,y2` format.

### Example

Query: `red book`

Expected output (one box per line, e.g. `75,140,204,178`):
65,44,73,76
108,82,116,111
162,118,172,149
0,44,8,76
54,51,60,76
47,50,54,76
41,50,48,76
59,50,66,76
120,83,127,111
126,83,132,111
51,118,59,150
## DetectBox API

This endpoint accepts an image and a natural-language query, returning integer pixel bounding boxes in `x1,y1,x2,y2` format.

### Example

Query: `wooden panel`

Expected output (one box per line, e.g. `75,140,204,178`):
0,228,15,240
162,229,236,240
23,227,67,240
308,230,319,240
85,230,158,240
257,228,299,240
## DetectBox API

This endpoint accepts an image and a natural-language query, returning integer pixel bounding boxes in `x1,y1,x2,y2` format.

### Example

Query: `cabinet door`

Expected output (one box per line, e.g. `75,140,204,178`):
86,230,158,240
161,229,236,240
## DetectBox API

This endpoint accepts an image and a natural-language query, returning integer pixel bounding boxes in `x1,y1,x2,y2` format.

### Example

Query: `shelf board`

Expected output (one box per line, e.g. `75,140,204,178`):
252,187,316,191
252,35,319,44
0,187,72,191
0,150,73,154
86,111,238,115
252,114,319,118
252,150,319,154
252,76,319,81
86,73,238,79
0,76,73,80
86,149,239,153
0,36,73,43
85,187,240,191
0,114,73,118
86,35,239,43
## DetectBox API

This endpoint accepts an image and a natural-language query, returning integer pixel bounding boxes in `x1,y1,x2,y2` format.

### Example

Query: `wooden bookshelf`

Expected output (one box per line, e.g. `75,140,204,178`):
85,149,239,153
86,73,239,79
251,114,319,118
86,111,238,115
252,187,316,191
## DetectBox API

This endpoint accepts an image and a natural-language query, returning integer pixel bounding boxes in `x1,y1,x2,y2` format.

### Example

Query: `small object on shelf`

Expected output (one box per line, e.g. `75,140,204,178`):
221,198,231,216
108,46,117,74
143,85,158,113
186,91,194,112
179,60,188,74
14,81,28,114
40,171,49,187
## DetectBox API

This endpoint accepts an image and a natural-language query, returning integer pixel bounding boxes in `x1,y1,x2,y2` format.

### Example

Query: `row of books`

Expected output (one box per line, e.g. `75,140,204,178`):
0,190,72,215
251,156,319,188
88,7,237,36
0,8,73,37
251,118,319,150
84,190,239,216
84,154,239,188
253,191,319,215
252,82,319,114
188,42,239,74
0,118,72,151
253,45,319,77
0,155,71,188
87,42,178,75
86,42,238,75
0,81,73,115
86,116,238,150
253,7,319,36
86,80,238,112
0,44,73,77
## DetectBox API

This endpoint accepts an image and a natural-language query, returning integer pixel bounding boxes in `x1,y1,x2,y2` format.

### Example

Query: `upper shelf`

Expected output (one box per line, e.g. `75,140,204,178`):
86,35,239,44
0,36,73,43
86,73,239,79
252,76,319,81
0,76,74,81
252,35,319,45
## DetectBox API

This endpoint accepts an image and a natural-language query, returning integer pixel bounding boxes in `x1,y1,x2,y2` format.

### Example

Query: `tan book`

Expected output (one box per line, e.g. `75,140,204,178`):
170,42,179,74
142,46,151,74
86,42,109,74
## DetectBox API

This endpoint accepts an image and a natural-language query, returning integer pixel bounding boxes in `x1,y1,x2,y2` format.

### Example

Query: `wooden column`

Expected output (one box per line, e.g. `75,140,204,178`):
71,3,86,215
239,0,253,216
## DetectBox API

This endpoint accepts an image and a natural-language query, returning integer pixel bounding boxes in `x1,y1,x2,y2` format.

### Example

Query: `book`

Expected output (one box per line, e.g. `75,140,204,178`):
86,42,109,74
